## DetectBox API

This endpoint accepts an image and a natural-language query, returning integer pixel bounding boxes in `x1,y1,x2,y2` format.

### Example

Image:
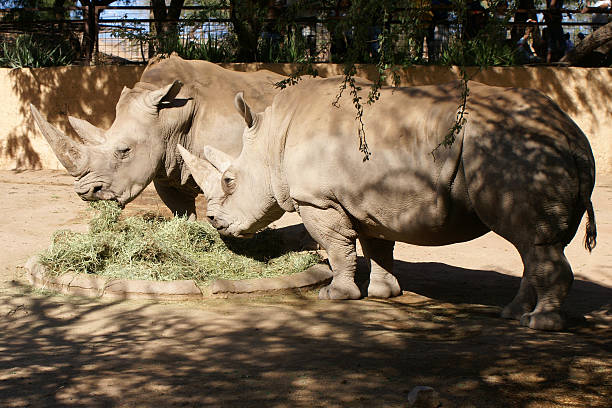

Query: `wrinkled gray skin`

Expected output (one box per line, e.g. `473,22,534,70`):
179,77,597,331
30,55,284,218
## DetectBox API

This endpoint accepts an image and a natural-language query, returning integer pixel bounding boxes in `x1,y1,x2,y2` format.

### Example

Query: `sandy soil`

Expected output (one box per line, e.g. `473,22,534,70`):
0,170,610,408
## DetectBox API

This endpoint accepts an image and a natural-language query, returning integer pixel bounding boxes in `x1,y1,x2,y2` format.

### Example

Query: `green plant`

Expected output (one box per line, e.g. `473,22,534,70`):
111,23,235,62
38,201,321,285
257,25,311,63
439,33,517,67
0,34,74,68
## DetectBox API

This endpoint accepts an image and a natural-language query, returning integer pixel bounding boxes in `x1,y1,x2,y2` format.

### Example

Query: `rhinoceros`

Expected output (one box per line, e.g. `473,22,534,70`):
30,54,284,218
177,77,597,331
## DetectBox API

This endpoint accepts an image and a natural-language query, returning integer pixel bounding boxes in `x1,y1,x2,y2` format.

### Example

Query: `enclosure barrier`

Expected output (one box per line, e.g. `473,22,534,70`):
0,63,611,173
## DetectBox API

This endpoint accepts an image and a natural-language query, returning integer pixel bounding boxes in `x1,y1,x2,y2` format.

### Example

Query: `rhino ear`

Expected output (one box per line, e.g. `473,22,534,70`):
203,146,232,173
147,80,183,108
234,91,254,128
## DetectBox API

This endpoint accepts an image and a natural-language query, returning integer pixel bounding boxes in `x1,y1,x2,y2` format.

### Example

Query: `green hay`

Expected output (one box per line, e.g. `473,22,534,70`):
39,201,320,285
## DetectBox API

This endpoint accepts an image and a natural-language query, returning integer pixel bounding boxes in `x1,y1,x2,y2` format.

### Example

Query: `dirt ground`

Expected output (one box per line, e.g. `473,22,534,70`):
0,170,610,408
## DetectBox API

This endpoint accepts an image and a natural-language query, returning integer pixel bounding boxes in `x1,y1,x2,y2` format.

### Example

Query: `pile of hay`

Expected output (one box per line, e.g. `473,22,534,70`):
38,201,320,284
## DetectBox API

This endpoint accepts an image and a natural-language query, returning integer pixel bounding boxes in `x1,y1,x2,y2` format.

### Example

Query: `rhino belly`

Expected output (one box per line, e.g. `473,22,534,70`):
355,200,490,246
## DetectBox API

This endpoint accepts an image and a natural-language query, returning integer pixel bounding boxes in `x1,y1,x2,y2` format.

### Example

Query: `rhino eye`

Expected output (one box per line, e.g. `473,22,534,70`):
115,146,131,159
221,173,235,194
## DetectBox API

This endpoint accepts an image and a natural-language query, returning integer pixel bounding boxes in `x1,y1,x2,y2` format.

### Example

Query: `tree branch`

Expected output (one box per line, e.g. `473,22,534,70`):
560,21,612,65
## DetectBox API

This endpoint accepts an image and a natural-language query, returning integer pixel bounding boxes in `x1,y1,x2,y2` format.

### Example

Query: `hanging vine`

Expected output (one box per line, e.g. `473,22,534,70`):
271,0,517,160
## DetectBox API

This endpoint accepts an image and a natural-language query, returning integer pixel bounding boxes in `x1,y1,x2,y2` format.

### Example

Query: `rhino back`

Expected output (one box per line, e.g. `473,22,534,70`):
273,78,485,244
273,78,592,246
140,56,284,187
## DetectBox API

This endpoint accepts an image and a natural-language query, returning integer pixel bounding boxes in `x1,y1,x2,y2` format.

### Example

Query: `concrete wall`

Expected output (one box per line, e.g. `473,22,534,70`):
1,64,611,173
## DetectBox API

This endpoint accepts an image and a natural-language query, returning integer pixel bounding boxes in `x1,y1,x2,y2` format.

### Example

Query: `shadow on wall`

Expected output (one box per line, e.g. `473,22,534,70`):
1,63,611,172
224,64,612,175
2,129,41,169
0,65,144,170
467,67,612,174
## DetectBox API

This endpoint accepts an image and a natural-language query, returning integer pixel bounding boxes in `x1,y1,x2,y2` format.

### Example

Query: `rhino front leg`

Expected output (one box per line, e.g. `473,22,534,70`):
299,205,361,300
154,178,198,220
360,236,402,298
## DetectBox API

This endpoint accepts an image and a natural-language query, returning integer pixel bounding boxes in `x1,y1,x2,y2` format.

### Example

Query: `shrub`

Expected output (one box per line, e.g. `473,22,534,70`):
0,34,74,68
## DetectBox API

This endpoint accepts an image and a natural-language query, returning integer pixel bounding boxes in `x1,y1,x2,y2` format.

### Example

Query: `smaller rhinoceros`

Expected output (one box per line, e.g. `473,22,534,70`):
178,77,597,331
30,55,284,218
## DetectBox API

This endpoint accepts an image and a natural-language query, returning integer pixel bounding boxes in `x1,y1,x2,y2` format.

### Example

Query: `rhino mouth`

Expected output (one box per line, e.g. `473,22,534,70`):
208,217,253,239
218,228,254,239
74,177,125,207
232,232,255,239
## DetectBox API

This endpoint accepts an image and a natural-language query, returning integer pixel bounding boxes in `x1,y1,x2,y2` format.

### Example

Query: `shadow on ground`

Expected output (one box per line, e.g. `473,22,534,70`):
391,260,612,320
0,268,609,407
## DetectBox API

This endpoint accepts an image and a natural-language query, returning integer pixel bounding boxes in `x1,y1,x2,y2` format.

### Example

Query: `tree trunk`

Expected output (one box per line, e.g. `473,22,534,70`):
81,0,116,65
560,21,612,65
230,0,268,62
82,1,96,64
151,0,185,54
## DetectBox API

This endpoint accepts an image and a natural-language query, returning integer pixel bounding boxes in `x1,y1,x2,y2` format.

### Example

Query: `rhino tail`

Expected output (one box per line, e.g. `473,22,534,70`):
572,138,597,252
584,198,597,252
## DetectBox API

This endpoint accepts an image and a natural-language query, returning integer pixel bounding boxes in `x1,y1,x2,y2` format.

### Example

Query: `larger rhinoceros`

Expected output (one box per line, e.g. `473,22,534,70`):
177,77,597,331
30,54,284,218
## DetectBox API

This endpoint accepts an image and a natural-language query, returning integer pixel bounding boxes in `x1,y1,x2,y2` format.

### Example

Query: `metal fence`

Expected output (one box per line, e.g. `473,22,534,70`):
0,5,610,65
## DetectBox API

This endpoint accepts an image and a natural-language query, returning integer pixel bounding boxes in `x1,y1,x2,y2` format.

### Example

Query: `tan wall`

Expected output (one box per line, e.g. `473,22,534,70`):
1,64,611,173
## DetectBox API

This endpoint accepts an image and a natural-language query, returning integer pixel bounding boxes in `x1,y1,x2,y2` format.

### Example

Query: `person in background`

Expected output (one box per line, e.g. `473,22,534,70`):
511,0,537,43
517,19,542,63
563,32,574,55
428,0,451,62
544,0,565,63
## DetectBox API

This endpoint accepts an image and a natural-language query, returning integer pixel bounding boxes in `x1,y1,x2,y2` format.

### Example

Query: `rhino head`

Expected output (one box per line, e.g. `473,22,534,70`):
31,80,186,207
177,92,284,237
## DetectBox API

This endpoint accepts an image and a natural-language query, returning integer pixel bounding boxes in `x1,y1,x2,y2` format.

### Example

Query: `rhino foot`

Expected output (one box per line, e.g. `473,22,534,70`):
368,274,402,298
501,301,534,321
519,311,566,331
319,280,361,300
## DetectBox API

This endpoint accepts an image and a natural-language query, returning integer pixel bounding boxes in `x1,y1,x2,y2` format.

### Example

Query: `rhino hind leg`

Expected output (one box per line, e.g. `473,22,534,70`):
154,179,198,220
515,244,573,331
299,205,361,300
360,237,402,298
501,276,536,321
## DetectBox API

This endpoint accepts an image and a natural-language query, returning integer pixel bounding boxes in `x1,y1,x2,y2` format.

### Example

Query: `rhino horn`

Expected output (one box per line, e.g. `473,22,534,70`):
68,116,106,145
30,104,87,176
203,146,232,173
176,144,220,196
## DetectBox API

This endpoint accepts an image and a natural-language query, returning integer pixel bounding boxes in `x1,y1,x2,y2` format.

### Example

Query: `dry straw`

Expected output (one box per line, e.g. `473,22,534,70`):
39,201,320,285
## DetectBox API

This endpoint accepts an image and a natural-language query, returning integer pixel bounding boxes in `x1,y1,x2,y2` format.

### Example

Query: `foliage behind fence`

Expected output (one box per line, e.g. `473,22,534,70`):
0,2,609,67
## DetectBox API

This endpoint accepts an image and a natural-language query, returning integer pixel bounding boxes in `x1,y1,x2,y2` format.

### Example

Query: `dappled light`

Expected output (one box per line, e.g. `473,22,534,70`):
0,59,611,406
2,64,611,174
0,277,609,407
0,167,610,406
